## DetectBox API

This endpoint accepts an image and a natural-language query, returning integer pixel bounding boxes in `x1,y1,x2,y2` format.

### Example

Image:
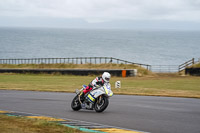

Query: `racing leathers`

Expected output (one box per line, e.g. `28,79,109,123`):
83,76,105,94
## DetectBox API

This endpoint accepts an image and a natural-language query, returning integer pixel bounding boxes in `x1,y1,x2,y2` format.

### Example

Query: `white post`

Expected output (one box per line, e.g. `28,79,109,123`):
115,81,121,88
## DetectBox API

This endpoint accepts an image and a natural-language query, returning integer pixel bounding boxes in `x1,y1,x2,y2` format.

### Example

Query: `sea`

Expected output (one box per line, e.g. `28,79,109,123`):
0,27,200,66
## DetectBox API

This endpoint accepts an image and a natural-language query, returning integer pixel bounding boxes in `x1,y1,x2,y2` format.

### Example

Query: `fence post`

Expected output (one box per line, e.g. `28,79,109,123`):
149,65,151,71
80,57,82,64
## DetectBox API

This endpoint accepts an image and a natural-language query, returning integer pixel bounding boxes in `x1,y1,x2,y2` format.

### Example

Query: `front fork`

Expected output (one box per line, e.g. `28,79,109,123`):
77,87,85,104
97,95,102,104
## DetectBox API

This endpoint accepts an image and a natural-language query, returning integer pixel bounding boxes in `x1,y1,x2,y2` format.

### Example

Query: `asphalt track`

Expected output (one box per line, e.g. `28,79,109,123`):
0,90,200,133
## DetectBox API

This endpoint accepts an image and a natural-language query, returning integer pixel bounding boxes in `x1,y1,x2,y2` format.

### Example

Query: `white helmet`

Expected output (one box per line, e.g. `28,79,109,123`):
102,72,111,83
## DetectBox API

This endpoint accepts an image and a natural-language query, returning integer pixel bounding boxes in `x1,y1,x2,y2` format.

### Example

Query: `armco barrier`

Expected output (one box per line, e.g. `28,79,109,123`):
0,69,137,77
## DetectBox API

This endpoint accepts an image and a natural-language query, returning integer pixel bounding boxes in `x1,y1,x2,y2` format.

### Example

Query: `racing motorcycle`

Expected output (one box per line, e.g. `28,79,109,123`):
71,83,113,113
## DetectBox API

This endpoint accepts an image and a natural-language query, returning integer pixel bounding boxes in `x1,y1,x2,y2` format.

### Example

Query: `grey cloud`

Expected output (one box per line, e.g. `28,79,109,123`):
0,0,200,22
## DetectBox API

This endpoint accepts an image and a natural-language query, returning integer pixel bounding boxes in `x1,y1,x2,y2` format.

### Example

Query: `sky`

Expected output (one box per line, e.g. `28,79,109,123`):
0,0,200,29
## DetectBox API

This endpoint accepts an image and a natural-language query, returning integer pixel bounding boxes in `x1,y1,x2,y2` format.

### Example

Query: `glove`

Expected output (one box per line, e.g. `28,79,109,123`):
94,84,100,88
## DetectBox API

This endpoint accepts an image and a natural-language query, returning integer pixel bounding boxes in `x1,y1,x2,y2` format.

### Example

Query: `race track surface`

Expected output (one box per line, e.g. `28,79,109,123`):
0,90,200,133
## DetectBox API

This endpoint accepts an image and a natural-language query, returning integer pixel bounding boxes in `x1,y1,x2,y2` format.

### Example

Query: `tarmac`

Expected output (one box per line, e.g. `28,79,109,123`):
0,90,200,133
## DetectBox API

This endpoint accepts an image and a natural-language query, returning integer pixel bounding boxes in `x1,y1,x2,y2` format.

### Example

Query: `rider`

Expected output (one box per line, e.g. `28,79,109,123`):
80,72,111,99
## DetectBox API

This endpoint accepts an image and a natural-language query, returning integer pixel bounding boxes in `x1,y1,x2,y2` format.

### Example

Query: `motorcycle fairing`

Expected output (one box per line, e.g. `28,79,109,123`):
90,88,105,98
85,84,113,103
103,86,113,97
86,92,96,103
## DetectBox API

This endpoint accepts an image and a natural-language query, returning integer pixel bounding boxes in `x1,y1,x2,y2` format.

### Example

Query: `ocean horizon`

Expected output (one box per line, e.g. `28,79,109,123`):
0,27,199,66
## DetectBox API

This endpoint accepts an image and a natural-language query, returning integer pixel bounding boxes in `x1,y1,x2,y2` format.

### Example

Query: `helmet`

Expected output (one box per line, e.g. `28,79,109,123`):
102,72,111,83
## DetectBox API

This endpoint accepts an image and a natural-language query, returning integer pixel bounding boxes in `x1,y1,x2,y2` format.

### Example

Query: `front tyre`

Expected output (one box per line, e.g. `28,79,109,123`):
71,95,81,111
94,95,109,113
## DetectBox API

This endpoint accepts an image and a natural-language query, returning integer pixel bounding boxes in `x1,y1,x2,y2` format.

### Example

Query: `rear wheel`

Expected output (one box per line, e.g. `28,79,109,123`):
71,95,81,111
94,95,109,113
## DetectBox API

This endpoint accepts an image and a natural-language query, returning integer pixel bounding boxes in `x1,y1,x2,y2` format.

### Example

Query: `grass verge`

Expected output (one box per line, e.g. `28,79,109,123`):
0,73,200,98
0,114,84,133
189,63,200,68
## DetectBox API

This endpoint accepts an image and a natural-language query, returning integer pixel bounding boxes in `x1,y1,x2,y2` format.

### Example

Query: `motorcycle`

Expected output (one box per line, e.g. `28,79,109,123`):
71,83,113,113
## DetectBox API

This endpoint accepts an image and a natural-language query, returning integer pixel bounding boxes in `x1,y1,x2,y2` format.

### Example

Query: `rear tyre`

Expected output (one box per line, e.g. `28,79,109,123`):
71,95,81,111
94,95,109,113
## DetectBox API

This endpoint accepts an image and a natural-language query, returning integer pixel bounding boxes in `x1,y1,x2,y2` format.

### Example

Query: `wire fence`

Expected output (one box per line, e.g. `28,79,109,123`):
151,65,179,73
1,57,199,73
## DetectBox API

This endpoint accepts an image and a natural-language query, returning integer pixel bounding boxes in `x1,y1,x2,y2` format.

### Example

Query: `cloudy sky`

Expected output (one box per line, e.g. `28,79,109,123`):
0,0,200,29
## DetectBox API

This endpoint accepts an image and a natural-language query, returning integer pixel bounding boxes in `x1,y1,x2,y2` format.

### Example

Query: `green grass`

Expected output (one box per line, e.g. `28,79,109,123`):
0,73,200,98
190,63,200,68
0,114,84,133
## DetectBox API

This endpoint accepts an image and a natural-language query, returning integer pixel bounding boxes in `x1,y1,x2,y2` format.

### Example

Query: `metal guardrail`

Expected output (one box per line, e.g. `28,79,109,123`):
0,57,151,70
152,58,199,73
151,65,179,73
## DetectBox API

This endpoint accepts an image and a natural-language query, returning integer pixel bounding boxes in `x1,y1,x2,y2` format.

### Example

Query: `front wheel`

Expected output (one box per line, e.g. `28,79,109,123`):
71,95,81,111
94,95,109,113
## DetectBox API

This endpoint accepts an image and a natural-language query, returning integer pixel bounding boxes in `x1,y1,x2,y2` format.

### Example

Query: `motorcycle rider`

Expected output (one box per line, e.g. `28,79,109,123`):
80,72,111,100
